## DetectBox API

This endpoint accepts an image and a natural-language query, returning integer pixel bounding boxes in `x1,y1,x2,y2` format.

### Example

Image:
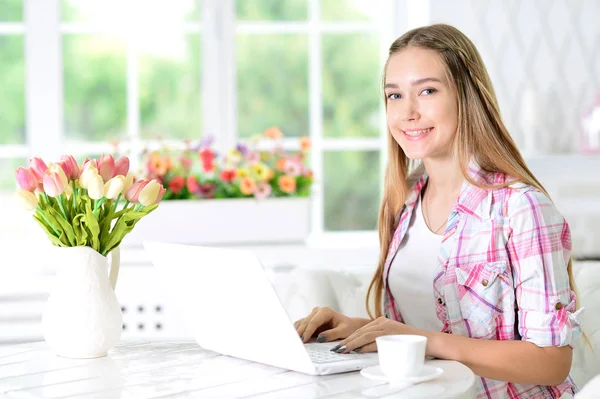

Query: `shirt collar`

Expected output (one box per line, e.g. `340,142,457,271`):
404,160,499,222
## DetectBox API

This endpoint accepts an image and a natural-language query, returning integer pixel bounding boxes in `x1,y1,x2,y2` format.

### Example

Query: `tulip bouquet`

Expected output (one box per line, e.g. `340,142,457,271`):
15,154,166,256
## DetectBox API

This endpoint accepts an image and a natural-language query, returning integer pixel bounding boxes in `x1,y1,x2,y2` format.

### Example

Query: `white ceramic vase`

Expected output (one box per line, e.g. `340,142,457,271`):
42,246,122,358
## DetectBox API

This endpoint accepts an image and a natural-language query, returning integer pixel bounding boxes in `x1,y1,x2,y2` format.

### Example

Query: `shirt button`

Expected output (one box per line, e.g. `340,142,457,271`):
481,279,489,287
555,302,563,310
437,298,443,304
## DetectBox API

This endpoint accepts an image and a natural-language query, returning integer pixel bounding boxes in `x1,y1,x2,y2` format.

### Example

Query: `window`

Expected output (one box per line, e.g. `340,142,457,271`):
0,0,400,239
0,0,25,189
60,0,203,160
235,0,395,234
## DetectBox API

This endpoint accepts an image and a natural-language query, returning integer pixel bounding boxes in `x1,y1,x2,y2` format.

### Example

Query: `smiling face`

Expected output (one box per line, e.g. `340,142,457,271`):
384,46,459,161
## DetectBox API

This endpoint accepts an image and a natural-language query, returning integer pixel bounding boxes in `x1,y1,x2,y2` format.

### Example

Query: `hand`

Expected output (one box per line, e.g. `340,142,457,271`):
294,307,359,343
331,316,419,354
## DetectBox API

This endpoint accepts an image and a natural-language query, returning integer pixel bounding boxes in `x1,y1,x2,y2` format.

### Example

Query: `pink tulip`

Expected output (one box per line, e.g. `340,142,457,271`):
124,180,149,203
15,167,38,192
59,155,80,180
114,156,130,177
42,169,66,197
29,157,48,182
99,154,116,182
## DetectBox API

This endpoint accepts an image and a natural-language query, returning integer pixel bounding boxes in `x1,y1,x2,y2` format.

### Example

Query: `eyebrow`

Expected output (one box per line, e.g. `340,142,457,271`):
384,77,442,89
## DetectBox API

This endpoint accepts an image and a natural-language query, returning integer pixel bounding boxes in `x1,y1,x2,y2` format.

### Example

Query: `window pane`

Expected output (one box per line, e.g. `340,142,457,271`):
236,0,307,21
324,151,380,231
140,34,201,140
321,0,391,22
0,0,22,21
62,0,201,22
0,158,26,190
237,34,308,138
322,33,382,138
63,35,127,142
0,35,25,144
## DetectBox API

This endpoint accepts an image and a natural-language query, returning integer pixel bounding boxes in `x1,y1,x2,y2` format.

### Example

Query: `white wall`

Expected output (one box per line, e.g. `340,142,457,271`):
429,0,600,155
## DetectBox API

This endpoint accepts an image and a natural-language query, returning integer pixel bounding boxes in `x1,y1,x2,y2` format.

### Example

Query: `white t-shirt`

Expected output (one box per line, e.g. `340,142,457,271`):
388,194,444,332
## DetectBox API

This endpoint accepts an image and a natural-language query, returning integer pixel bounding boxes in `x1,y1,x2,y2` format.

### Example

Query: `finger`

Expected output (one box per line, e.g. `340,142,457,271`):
316,325,348,342
335,328,383,353
298,307,321,342
297,318,311,340
293,318,304,330
343,330,382,353
354,342,377,353
340,322,381,347
302,310,333,343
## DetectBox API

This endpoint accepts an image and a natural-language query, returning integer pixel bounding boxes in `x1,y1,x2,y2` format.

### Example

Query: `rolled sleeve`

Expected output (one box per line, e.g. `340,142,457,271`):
507,188,584,347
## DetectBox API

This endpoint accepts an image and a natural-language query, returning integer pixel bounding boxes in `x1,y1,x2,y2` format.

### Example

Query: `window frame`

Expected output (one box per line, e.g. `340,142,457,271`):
0,0,429,243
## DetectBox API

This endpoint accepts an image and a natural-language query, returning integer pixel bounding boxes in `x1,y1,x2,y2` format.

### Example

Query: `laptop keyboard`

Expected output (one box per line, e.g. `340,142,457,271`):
304,343,365,364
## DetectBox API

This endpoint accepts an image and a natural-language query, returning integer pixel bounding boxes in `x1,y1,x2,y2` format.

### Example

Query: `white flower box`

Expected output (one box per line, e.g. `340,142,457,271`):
121,197,311,246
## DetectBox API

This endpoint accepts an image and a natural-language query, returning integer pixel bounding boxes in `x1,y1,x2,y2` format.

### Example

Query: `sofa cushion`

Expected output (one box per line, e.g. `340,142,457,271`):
571,261,600,388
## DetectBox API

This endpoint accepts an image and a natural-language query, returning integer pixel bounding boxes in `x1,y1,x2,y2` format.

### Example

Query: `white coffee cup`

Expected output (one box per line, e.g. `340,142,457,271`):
376,335,427,380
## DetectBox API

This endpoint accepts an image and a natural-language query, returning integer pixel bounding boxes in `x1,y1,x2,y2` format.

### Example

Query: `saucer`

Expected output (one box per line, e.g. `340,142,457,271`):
360,364,444,384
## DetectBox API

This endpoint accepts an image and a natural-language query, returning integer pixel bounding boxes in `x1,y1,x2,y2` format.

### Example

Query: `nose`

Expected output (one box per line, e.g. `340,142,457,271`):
400,97,419,121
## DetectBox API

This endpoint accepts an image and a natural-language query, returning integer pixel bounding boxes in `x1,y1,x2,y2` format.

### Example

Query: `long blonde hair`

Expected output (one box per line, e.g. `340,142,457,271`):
366,24,582,333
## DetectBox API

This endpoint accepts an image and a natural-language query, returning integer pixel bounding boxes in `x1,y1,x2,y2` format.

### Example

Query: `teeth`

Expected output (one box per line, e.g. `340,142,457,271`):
405,128,432,137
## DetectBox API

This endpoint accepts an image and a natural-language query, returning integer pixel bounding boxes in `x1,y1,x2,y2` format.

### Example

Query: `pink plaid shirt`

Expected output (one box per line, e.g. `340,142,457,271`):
383,162,583,399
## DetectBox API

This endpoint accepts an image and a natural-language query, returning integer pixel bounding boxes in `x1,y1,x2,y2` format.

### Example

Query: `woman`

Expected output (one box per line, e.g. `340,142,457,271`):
294,24,584,398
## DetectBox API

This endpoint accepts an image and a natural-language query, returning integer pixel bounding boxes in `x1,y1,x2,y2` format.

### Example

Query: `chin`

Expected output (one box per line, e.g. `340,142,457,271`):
399,148,427,160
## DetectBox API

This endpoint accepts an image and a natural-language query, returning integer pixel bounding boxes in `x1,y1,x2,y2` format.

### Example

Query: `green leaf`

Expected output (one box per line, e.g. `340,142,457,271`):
46,207,76,246
84,199,100,251
102,217,136,255
33,214,64,246
98,203,117,254
122,211,150,222
72,213,88,246
40,209,65,240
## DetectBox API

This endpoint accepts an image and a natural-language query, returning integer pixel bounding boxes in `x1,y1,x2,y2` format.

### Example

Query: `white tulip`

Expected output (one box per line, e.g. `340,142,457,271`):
79,166,99,189
15,189,38,211
138,180,160,206
87,173,104,200
104,176,126,199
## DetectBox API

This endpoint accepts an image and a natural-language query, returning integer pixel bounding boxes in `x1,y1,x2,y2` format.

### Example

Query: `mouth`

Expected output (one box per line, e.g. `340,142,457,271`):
403,127,434,138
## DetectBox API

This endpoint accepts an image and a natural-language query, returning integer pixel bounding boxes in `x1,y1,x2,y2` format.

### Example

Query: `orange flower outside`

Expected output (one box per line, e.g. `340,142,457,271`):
240,177,257,195
149,153,171,176
264,126,283,139
278,175,296,194
299,136,311,151
275,158,287,172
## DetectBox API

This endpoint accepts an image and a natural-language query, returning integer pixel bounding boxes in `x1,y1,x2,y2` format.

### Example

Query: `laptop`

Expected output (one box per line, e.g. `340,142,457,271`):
143,240,379,375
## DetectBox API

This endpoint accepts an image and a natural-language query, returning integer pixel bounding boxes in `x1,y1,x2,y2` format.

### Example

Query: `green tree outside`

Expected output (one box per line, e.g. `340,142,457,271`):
1,0,386,231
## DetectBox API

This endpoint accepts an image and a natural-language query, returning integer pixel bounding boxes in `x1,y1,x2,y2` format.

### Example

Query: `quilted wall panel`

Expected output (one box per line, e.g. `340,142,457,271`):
428,0,600,155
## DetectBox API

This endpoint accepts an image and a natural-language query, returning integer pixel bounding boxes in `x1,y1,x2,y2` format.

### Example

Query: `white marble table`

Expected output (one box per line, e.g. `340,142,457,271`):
0,341,477,398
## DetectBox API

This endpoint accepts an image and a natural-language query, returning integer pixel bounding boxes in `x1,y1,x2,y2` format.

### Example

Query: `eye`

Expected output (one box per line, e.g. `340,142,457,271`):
421,88,437,95
387,93,401,100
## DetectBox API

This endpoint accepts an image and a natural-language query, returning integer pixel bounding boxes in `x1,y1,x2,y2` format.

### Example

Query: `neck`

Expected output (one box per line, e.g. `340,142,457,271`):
422,157,464,198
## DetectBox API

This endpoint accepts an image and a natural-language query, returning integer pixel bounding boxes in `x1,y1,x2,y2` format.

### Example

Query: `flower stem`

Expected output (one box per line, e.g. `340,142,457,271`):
57,196,69,221
37,207,60,237
113,194,122,214
72,181,77,211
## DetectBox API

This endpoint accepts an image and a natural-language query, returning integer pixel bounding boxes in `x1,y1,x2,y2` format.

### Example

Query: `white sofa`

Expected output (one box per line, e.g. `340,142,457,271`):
273,260,600,390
